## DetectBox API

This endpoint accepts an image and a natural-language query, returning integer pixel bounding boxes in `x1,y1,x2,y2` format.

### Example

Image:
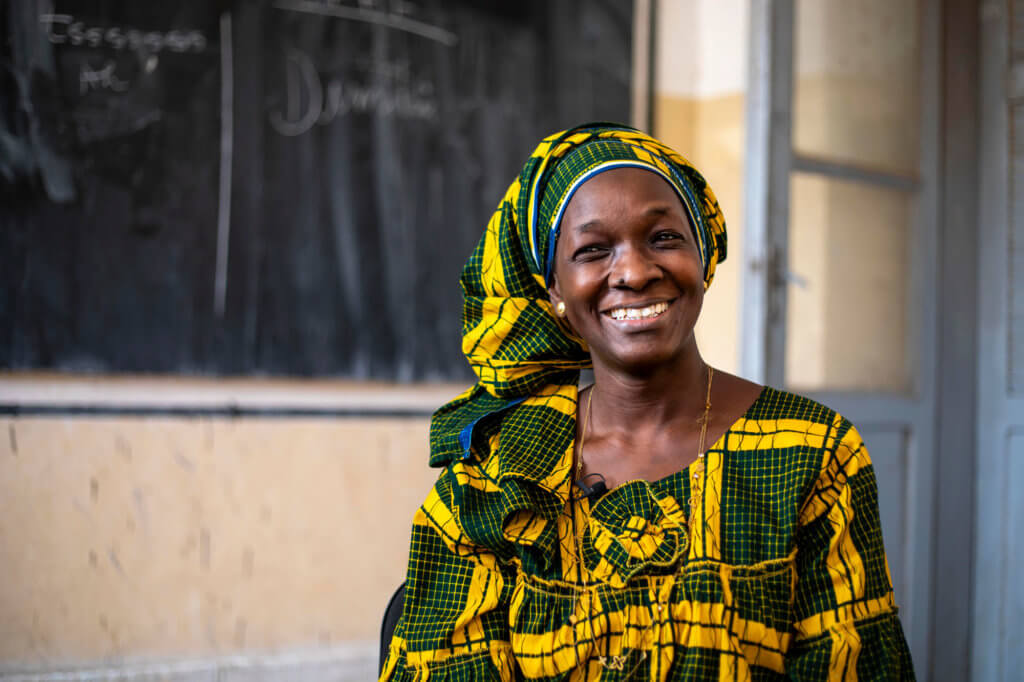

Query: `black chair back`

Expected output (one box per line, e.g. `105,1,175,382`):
379,582,406,675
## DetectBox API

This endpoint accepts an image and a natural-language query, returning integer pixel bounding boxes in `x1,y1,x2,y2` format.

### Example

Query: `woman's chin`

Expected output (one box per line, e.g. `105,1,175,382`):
594,343,692,376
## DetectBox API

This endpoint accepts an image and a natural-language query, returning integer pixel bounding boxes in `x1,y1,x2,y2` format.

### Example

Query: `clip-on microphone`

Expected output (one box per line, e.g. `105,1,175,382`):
575,474,608,502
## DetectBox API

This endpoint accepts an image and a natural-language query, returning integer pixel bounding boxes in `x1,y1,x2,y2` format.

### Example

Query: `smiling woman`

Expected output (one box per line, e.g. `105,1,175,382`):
380,124,915,681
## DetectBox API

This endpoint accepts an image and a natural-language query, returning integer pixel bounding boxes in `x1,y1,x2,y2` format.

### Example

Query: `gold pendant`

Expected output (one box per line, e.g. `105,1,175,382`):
690,458,704,523
597,655,628,671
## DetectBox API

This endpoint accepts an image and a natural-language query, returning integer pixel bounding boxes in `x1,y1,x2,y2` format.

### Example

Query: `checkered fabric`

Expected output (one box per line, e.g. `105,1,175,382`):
380,388,916,681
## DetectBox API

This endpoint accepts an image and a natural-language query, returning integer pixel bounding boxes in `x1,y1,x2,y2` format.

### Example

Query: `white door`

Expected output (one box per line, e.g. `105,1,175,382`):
742,0,938,666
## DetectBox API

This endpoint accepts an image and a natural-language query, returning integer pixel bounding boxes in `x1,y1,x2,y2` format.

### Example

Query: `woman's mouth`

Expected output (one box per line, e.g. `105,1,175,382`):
606,300,671,321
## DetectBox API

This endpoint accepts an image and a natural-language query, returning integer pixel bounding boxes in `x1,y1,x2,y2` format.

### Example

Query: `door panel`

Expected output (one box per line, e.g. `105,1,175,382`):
1005,433,1024,677
785,174,914,393
792,0,921,175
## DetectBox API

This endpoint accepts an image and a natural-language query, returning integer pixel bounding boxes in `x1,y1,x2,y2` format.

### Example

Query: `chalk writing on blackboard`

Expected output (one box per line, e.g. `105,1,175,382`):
39,13,208,53
272,0,457,47
38,12,211,135
268,50,438,137
78,61,130,94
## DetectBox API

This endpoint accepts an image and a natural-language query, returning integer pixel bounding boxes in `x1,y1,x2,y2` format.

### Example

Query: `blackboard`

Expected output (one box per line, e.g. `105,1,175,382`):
1,0,634,381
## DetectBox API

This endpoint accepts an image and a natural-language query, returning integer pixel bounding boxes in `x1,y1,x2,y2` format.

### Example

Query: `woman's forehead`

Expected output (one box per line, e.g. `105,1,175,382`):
562,167,687,227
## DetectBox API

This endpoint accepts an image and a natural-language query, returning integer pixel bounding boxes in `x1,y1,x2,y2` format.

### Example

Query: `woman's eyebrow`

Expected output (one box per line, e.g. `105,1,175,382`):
573,219,603,233
644,205,673,218
571,204,677,233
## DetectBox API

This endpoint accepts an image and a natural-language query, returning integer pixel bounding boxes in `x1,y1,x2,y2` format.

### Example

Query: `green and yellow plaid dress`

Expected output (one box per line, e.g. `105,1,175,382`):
379,125,914,681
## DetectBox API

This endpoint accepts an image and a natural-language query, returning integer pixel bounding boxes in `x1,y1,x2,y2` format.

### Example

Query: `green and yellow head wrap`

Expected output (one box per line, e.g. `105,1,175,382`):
430,122,726,476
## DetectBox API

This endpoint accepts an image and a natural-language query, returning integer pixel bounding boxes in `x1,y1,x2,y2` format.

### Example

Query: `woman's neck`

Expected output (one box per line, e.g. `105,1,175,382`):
587,349,710,435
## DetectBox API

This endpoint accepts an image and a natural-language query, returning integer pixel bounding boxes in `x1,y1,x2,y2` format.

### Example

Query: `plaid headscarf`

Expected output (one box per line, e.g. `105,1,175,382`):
430,124,728,512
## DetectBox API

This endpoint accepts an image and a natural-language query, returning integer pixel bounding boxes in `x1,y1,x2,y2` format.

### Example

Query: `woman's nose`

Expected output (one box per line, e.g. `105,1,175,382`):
610,246,661,289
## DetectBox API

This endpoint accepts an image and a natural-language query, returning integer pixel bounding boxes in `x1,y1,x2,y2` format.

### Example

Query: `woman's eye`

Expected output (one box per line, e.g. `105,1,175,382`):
653,231,684,244
573,244,607,260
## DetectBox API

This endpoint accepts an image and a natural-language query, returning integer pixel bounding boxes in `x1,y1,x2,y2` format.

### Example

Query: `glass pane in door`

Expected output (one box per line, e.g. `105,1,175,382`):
793,0,920,174
785,173,913,392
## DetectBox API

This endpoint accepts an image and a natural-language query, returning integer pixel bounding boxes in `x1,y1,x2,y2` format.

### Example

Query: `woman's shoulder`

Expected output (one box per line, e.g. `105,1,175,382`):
714,371,850,433
739,385,862,437
744,385,834,424
723,385,869,469
720,387,876,522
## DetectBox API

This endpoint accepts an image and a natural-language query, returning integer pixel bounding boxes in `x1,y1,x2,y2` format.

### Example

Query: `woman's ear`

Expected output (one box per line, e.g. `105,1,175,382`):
548,280,565,318
547,276,585,342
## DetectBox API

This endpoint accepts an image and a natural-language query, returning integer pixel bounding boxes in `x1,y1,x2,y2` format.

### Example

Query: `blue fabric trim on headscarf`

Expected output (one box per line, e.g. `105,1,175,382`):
527,130,578,276
457,396,525,459
665,163,710,273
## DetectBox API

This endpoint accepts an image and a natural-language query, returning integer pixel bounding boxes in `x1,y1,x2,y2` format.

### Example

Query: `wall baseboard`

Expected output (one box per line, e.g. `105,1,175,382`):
0,644,377,682
0,374,468,417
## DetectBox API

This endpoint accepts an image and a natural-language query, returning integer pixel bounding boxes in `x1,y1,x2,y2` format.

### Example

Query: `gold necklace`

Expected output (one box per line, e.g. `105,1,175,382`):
575,367,712,489
568,367,714,677
568,385,594,623
567,387,593,668
574,386,594,491
689,366,714,527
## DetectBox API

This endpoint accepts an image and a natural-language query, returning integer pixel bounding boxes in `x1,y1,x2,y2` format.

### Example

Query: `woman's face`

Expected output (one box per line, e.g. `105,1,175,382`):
548,167,704,373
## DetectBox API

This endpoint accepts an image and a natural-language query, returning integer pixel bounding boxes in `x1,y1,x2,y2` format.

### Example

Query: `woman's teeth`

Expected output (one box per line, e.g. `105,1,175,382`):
609,301,669,321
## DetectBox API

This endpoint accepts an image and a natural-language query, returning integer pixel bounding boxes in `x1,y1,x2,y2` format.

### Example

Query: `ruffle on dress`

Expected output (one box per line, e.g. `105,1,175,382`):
430,379,702,587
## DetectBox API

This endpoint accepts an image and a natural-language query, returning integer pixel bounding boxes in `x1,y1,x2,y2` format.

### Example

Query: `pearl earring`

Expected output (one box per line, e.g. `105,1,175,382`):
556,302,566,317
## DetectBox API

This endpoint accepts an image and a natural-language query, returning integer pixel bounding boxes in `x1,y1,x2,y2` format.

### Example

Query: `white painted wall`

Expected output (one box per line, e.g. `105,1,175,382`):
656,0,748,98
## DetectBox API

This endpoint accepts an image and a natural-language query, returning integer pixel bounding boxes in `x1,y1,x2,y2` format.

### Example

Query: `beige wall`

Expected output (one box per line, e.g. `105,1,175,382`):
655,92,746,376
0,379,445,672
